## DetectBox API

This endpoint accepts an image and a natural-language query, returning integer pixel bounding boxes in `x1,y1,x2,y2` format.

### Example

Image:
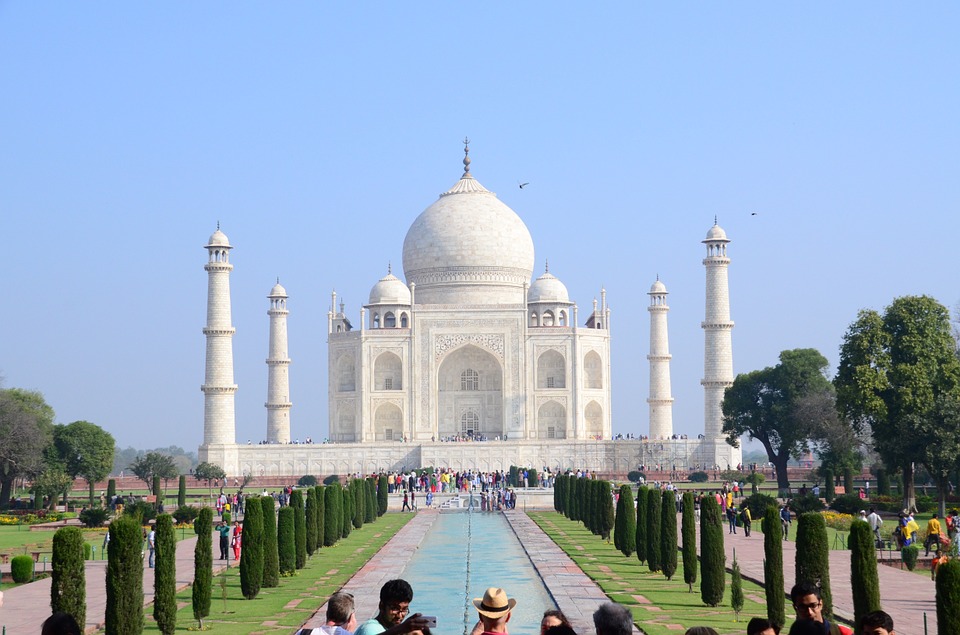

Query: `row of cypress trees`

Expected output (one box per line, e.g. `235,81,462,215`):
553,474,615,540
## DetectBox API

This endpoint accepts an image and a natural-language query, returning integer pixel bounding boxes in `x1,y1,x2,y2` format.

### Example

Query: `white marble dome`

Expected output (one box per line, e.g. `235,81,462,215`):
206,229,231,247
368,272,411,305
402,171,535,305
704,223,728,242
269,281,287,298
528,271,570,303
649,279,667,294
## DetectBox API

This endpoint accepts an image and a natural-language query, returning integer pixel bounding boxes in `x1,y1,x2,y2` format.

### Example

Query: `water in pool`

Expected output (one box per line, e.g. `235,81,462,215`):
401,509,556,635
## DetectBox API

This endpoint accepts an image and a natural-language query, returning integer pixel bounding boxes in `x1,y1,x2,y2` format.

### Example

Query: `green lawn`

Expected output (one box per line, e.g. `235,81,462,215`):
529,511,768,635
139,512,411,634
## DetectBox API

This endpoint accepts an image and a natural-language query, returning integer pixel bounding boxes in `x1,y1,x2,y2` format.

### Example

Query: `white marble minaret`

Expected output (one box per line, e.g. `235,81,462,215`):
201,227,238,453
701,221,740,468
266,280,292,443
647,278,674,439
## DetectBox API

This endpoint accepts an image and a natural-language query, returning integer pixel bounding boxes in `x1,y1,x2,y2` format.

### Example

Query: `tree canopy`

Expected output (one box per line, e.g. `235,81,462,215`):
0,388,55,507
129,452,179,488
722,348,833,489
53,420,115,484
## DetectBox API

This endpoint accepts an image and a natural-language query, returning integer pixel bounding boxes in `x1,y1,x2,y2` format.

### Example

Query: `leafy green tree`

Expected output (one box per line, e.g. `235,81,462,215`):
106,515,144,634
849,519,880,631
723,349,836,490
291,489,307,569
660,489,678,580
192,507,213,628
51,526,86,629
909,393,960,515
129,452,178,490
699,495,725,607
762,505,785,627
646,487,662,572
154,514,177,634
305,488,318,556
194,461,226,499
277,506,296,575
365,478,377,524
614,485,636,556
324,483,342,546
681,492,697,592
635,485,648,565
0,388,55,507
795,512,833,620
731,554,744,621
260,495,279,587
53,420,115,507
31,465,73,510
239,495,264,598
936,559,960,629
377,474,388,515
835,296,960,511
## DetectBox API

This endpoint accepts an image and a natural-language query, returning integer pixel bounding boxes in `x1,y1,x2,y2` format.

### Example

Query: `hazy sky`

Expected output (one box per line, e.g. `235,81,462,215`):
1,3,957,450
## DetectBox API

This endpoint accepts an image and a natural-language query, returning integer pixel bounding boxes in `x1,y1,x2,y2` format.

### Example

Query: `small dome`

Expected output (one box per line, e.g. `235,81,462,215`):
206,229,231,248
649,279,667,294
368,272,411,306
269,281,287,298
704,224,728,242
528,271,570,303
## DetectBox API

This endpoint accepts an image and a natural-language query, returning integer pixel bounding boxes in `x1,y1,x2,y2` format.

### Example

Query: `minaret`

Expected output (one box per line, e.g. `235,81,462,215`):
647,278,674,439
201,226,237,448
701,220,739,468
266,280,292,444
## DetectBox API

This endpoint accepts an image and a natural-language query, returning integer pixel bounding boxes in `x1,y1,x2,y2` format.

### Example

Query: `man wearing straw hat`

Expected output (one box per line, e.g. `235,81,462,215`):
473,588,517,635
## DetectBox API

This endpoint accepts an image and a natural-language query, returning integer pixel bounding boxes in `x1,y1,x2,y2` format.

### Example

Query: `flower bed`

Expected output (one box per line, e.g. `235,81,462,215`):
0,512,67,525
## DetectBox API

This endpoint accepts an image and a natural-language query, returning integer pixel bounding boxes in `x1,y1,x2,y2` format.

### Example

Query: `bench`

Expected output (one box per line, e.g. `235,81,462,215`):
0,553,9,564
31,551,52,562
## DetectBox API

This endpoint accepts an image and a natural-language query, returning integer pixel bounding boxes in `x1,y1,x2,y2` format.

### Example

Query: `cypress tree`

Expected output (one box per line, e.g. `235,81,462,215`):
762,505,786,627
583,479,595,532
598,480,615,541
660,489,677,580
314,485,326,547
554,474,563,513
305,488,318,556
936,559,960,629
290,489,307,569
569,477,580,522
154,513,177,634
192,507,213,629
699,495,725,607
341,482,353,538
731,553,744,621
324,483,342,546
107,478,116,500
377,474,388,516
352,478,365,529
260,495,279,588
365,478,377,523
277,506,296,575
51,526,86,629
681,492,697,592
635,485,648,564
239,495,264,599
843,467,854,494
823,467,835,502
646,487,662,572
178,475,187,508
153,475,162,510
795,512,833,620
106,514,144,634
614,485,636,556
849,519,880,630
876,467,890,496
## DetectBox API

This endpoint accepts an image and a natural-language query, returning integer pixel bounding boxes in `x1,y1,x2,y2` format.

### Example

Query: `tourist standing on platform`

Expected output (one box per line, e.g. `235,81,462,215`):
780,505,792,540
216,518,231,560
790,582,852,635
472,587,516,635
593,603,632,635
354,579,428,635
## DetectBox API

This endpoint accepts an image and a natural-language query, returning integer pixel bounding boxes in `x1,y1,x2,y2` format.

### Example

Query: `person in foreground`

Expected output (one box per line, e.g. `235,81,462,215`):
684,628,718,635
747,617,780,635
790,582,852,635
593,602,633,635
541,609,573,635
354,579,430,635
297,591,358,635
860,611,894,635
41,612,82,635
473,587,517,635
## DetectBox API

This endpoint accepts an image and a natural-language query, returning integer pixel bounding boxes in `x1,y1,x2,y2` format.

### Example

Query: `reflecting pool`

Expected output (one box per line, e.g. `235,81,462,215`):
401,510,556,635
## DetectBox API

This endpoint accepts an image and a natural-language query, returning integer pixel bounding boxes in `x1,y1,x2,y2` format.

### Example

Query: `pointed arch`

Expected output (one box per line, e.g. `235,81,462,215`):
537,349,566,389
584,351,603,389
374,352,402,390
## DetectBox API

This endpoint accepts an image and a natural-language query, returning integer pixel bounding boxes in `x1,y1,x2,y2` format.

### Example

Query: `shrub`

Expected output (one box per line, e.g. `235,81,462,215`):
323,474,341,486
154,514,177,634
377,474,388,516
84,543,92,560
297,475,318,487
277,506,296,575
688,471,709,483
635,485,648,565
324,484,342,547
828,493,864,515
11,554,33,582
762,506,786,628
260,495,280,588
178,475,187,508
614,485,636,556
699,495,725,606
123,500,157,524
901,545,920,571
681,492,697,592
627,471,645,483
79,507,110,528
742,493,779,520
106,514,144,634
290,490,306,569
646,487,662,572
795,512,833,620
746,471,765,495
192,507,213,627
936,559,960,629
107,478,116,499
51,527,86,629
239,495,264,599
660,490,677,581
849,519,880,630
172,505,200,525
789,493,825,515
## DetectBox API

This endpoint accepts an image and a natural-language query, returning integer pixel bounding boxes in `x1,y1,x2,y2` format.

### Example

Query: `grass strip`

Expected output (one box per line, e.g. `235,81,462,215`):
529,511,767,635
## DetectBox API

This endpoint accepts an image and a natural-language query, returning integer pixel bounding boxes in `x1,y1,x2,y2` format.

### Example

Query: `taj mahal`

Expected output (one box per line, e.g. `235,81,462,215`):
198,144,741,477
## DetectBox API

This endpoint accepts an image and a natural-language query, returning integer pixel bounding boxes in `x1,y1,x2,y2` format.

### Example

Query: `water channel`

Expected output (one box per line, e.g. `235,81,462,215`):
400,505,556,635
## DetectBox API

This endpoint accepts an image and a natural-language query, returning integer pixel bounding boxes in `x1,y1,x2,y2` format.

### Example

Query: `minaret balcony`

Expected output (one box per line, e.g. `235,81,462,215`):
700,321,734,330
201,384,238,393
203,327,236,336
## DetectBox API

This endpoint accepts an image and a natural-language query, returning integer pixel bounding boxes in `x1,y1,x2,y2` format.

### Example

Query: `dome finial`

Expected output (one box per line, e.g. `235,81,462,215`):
545,259,549,274
462,136,471,176
276,276,280,284
714,215,718,225
388,261,392,275
217,220,220,230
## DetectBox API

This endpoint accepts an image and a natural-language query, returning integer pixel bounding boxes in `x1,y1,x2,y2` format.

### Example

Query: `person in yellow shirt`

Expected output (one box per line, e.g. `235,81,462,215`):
925,512,942,556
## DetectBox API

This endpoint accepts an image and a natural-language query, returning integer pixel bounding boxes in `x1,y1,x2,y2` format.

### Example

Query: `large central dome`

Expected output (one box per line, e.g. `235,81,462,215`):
402,159,535,305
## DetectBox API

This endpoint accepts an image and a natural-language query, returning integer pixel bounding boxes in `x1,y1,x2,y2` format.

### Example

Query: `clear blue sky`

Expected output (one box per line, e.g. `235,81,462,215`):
1,3,957,450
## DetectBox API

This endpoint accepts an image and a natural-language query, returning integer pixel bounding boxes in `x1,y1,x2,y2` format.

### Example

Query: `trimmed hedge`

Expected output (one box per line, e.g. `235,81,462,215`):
365,478,377,524
106,514,144,634
646,487,662,572
377,474,388,516
789,494,825,515
314,485,326,550
291,489,306,569
297,475,318,487
829,493,865,515
239,495,264,599
635,485,648,565
849,519,880,631
614,485,636,557
743,493,779,520
681,492,697,592
324,484,342,547
936,559,960,629
762,505,785,627
261,495,280,587
699,496,725,607
688,471,709,483
660,489,677,580
277,506,296,575
154,514,177,634
178,475,187,508
305,488,318,556
192,507,213,627
11,554,33,583
795,512,833,619
51,527,86,629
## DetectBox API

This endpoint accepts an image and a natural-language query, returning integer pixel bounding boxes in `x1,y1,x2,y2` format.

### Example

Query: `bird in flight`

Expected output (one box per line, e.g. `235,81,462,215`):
751,212,758,216
519,181,530,189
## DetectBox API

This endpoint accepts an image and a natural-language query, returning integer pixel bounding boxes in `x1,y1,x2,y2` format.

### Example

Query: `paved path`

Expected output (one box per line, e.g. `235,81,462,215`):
0,529,230,634
722,524,937,635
